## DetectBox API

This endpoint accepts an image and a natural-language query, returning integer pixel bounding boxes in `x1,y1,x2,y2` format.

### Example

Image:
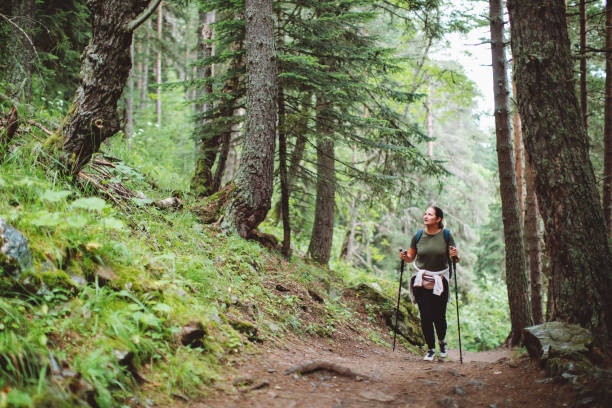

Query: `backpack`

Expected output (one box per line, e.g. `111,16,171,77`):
414,228,454,279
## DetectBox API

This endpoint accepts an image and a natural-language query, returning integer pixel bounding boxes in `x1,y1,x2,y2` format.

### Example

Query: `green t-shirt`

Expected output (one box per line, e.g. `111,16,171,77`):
410,230,455,272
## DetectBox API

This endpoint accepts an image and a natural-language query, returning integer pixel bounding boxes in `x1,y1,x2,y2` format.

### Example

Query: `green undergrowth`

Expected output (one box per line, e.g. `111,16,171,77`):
0,132,410,407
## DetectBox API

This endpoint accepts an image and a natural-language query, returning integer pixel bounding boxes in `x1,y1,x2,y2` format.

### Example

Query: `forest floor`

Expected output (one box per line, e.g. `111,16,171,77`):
194,334,577,408
186,293,579,408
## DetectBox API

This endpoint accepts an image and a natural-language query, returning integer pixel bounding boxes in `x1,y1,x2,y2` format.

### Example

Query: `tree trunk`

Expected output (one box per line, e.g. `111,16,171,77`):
507,0,612,341
604,0,612,237
308,94,335,265
426,86,433,158
137,36,143,97
287,93,311,187
344,144,359,263
56,0,159,176
525,160,543,324
490,0,533,346
190,10,220,197
141,19,151,108
7,0,35,101
156,1,163,127
512,78,524,223
126,34,135,140
580,0,588,133
278,84,291,257
222,0,277,238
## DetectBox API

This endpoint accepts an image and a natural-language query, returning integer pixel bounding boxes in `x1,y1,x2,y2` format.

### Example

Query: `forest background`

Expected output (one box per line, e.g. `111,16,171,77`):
0,0,610,370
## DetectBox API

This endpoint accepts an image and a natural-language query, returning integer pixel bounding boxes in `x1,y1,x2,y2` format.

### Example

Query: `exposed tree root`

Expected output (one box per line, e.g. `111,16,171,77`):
284,360,368,380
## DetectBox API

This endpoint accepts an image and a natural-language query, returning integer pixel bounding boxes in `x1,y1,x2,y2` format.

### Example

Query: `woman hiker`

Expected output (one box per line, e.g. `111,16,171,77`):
400,206,459,361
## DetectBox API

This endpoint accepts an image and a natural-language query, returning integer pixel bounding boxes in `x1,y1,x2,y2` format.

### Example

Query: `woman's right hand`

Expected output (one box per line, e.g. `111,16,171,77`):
400,248,415,262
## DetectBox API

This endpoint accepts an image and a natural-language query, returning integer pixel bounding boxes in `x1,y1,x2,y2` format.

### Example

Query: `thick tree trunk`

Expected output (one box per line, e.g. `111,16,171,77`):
56,0,156,176
490,0,533,346
222,0,277,238
7,0,35,101
525,160,543,324
156,1,163,127
579,0,588,133
308,95,335,265
507,0,612,341
605,0,612,237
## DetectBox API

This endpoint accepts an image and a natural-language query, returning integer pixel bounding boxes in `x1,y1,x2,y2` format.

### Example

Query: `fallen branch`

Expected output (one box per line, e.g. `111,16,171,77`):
284,360,368,379
27,119,53,135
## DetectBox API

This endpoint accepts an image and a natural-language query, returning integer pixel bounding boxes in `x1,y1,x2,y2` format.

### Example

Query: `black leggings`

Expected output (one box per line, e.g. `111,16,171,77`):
412,276,449,350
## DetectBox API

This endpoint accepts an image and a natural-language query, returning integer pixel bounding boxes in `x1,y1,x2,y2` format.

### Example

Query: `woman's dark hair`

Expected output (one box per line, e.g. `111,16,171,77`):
431,206,444,229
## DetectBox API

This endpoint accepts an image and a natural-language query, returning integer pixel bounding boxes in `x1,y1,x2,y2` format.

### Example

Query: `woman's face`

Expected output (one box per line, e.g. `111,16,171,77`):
424,207,441,227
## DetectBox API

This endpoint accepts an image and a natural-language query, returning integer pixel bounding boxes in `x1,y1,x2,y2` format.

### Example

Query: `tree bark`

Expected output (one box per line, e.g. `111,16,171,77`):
507,0,612,341
190,10,220,197
490,0,533,346
308,94,335,265
137,35,143,97
524,160,543,324
579,0,588,133
141,19,151,108
56,0,156,176
156,1,163,127
278,84,291,257
126,34,135,140
7,0,35,101
512,78,524,223
604,0,612,238
222,0,277,238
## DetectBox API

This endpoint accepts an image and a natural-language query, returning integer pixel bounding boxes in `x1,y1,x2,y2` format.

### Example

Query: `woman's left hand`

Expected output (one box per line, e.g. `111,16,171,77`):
449,246,459,260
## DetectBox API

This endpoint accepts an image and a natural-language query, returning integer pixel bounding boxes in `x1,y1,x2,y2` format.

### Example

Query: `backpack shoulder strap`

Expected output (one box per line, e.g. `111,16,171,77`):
415,229,424,244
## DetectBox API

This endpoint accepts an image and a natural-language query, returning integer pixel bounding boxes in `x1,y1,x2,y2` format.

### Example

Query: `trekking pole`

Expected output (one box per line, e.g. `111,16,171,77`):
452,257,463,364
392,255,405,351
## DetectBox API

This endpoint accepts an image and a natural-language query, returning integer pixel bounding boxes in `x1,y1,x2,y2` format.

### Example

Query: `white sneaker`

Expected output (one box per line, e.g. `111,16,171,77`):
439,341,448,358
423,349,436,361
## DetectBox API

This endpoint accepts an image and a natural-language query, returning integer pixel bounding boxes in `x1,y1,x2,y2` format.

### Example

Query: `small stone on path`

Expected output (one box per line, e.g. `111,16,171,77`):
358,389,395,402
454,385,465,395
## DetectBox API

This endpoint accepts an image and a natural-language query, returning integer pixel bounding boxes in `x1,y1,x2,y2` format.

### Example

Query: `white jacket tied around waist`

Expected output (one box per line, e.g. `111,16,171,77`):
409,263,450,303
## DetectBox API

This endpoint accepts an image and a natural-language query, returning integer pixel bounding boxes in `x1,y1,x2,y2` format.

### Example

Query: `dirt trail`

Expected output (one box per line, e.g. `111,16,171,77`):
196,335,577,408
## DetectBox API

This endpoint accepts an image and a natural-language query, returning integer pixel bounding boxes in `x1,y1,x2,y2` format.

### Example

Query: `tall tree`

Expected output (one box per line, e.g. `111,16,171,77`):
6,0,35,101
507,0,612,341
512,78,524,222
308,94,335,264
579,0,588,133
156,1,163,127
524,160,543,324
54,0,162,176
489,0,532,346
190,10,220,197
222,0,277,238
605,0,612,237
